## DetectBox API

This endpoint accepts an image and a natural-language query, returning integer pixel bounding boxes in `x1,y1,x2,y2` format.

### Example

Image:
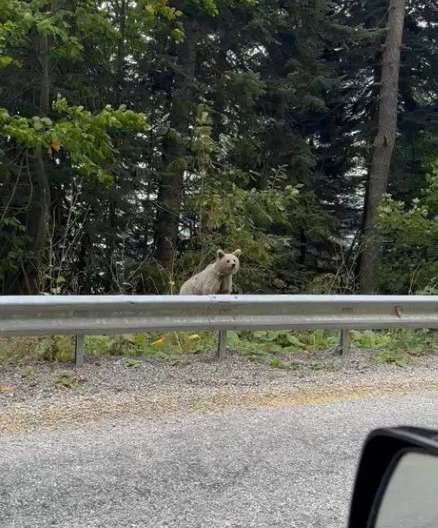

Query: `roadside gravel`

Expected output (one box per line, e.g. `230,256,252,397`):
2,348,438,435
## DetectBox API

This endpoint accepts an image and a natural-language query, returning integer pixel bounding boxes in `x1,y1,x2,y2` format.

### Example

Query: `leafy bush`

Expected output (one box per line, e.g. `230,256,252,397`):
376,162,438,293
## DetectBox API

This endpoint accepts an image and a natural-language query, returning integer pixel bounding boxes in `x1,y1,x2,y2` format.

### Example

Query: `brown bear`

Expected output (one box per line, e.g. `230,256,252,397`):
179,249,241,295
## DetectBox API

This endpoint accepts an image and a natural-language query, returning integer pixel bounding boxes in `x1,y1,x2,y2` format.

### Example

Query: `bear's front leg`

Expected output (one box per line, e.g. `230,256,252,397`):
218,274,232,294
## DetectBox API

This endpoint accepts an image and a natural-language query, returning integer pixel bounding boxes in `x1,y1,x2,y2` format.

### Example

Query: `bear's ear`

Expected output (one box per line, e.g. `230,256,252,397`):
233,249,241,257
217,249,225,259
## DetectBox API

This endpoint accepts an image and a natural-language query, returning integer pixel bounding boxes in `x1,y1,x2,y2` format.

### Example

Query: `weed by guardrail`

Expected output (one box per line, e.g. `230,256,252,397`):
0,328,436,369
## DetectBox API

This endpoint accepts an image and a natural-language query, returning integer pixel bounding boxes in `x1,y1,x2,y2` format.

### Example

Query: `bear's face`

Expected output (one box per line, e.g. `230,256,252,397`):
216,249,241,275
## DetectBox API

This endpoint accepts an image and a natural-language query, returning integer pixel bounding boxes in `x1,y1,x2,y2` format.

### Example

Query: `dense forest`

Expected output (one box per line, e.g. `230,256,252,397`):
0,0,437,296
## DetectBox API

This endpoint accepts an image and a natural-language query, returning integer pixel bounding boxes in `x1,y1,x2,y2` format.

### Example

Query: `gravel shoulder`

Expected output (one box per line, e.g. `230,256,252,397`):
2,348,438,436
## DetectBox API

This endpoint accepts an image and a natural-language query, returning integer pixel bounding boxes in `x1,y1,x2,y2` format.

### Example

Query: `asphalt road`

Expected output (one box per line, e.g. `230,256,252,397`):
2,392,438,528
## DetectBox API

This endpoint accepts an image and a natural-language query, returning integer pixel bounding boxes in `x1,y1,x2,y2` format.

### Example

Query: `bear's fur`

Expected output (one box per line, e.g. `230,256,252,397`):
179,249,241,295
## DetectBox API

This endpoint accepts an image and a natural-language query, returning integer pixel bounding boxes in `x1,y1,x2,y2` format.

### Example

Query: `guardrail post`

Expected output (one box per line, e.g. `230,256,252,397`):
75,334,84,367
340,329,350,354
216,330,227,360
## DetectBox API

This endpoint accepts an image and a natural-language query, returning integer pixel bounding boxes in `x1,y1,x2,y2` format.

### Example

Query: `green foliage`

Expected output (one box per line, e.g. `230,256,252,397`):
122,357,142,368
349,330,392,350
180,104,302,292
371,350,408,368
0,97,146,183
1,327,437,371
376,161,438,293
54,372,79,389
0,0,436,295
0,336,74,364
20,366,35,381
35,336,74,362
86,332,217,361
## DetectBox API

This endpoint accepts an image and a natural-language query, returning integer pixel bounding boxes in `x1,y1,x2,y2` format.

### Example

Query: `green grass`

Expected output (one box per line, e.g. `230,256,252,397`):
54,372,79,389
371,349,409,367
122,357,142,368
0,328,436,369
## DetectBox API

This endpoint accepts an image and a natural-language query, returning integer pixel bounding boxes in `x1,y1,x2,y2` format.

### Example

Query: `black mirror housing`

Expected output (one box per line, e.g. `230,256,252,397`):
348,426,438,528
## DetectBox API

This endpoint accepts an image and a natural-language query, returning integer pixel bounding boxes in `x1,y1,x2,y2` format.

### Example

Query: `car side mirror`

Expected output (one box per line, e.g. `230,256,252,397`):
348,426,438,528
374,450,438,527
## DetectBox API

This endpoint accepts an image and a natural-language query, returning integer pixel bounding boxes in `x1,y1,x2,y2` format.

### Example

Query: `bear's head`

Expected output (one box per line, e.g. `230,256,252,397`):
215,249,241,275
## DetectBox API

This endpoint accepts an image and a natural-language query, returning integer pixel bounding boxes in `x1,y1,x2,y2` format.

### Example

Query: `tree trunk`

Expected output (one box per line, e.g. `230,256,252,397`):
24,32,52,293
154,19,200,285
358,0,406,293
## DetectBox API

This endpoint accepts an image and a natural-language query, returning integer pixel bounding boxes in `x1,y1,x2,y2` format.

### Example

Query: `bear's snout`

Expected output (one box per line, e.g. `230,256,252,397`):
231,262,236,268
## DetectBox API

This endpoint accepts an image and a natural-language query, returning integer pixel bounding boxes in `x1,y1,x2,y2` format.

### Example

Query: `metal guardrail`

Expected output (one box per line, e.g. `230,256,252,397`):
1,294,438,366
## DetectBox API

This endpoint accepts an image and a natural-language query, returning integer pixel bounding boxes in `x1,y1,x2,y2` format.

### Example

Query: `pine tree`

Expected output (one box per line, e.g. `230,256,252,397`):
359,0,406,293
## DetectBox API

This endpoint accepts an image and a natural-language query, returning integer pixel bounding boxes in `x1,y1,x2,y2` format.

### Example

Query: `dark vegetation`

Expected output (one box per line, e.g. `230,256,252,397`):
1,0,437,297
